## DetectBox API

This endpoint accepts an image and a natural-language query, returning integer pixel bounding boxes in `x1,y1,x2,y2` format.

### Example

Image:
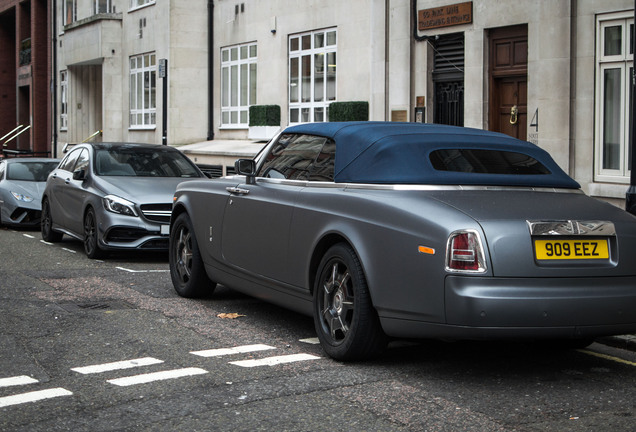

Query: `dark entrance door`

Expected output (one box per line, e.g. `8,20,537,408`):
433,33,464,126
488,25,528,140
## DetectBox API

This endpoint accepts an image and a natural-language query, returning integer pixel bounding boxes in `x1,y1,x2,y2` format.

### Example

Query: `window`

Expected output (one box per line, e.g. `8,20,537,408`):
95,147,200,177
595,13,633,182
289,29,337,124
94,0,112,14
429,149,550,175
221,43,257,127
64,0,76,25
130,0,154,10
59,148,82,172
129,53,157,128
60,70,68,131
258,133,335,181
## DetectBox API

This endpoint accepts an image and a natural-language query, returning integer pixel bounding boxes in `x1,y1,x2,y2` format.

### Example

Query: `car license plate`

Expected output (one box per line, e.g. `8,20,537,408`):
534,239,609,260
161,225,170,235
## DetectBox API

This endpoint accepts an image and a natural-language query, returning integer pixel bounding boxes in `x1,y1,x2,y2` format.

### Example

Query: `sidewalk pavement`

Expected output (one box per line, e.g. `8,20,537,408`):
599,334,636,351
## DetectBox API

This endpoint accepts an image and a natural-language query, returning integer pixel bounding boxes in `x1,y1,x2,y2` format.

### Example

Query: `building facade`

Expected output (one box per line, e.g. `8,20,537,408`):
50,0,633,206
0,0,51,156
210,0,633,205
55,0,208,147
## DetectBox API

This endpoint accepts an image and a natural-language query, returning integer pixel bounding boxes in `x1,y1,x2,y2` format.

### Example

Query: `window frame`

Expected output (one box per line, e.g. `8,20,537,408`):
94,0,112,14
594,12,634,183
64,0,77,25
129,0,155,12
288,28,337,125
60,70,68,131
129,52,157,130
220,42,258,129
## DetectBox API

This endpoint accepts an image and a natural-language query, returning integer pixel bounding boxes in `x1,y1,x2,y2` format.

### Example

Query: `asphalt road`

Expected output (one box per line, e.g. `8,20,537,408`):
1,225,636,431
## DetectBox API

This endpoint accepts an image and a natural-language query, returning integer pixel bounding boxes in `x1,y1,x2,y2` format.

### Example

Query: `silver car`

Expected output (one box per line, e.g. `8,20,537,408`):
0,158,60,228
169,122,636,361
41,142,203,258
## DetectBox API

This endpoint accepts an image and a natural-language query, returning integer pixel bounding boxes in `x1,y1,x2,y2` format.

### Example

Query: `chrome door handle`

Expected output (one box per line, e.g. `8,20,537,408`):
226,186,250,195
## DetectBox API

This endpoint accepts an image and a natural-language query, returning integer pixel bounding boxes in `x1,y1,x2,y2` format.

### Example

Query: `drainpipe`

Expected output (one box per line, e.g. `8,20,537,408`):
627,0,636,214
52,0,58,157
207,0,215,140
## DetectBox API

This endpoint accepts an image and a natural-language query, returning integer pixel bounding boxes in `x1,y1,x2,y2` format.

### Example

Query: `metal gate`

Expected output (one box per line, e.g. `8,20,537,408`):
433,33,465,126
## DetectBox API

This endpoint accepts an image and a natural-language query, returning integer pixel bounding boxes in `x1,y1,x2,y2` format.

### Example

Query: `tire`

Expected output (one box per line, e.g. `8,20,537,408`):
83,207,105,259
41,198,63,242
313,243,388,361
169,212,216,298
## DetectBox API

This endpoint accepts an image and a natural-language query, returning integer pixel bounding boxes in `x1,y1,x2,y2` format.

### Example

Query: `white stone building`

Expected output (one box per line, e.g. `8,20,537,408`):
55,0,634,205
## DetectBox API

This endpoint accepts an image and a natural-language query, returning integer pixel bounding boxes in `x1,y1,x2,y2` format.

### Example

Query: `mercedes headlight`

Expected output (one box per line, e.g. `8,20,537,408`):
103,195,138,217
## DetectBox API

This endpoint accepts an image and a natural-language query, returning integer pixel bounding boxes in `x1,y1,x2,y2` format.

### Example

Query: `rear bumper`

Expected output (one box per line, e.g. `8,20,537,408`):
379,275,636,340
445,275,636,328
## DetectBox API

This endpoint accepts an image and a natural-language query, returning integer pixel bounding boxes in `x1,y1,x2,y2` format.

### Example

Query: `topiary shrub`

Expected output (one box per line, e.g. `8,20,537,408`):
329,101,369,122
249,105,281,126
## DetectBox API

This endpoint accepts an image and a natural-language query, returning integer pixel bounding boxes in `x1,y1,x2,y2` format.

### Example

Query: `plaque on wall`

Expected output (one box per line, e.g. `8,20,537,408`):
391,110,408,122
418,2,472,31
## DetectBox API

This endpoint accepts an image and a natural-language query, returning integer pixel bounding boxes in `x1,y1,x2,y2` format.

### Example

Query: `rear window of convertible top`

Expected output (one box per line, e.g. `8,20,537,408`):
429,149,551,175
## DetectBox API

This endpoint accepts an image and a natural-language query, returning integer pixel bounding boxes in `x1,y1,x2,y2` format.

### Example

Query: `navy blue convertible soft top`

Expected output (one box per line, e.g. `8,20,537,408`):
283,122,580,189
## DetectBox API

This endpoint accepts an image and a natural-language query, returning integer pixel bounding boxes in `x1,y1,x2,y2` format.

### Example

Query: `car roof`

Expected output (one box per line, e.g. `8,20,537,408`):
3,158,60,163
84,142,177,151
283,122,580,188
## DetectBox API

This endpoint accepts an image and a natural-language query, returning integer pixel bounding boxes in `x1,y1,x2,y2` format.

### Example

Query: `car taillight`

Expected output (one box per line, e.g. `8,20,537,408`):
446,230,487,273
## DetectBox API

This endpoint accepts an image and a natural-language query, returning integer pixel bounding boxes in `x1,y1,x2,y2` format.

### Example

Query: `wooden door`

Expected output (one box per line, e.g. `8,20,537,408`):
494,76,527,140
489,25,528,140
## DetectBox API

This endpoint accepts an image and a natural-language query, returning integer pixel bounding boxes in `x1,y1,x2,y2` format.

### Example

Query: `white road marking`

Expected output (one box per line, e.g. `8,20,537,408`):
107,367,208,387
71,357,164,375
40,240,54,245
0,388,73,408
299,337,320,345
61,248,76,254
230,353,320,367
191,344,276,358
22,234,35,239
0,375,38,388
116,267,169,273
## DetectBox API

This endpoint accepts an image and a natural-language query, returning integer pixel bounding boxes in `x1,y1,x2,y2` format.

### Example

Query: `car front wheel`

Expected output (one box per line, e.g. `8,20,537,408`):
83,207,104,259
41,198,63,242
313,243,388,361
169,212,216,298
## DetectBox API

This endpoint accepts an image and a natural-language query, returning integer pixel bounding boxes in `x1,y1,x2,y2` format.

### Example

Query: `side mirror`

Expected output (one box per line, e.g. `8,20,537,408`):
72,168,86,181
235,159,256,184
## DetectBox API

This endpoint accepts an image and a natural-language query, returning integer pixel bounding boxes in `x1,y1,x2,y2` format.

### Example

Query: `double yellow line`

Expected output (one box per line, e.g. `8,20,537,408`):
578,349,636,367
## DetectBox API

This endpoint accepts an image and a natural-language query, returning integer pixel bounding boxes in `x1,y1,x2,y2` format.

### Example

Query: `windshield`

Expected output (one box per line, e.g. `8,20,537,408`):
95,148,200,177
7,161,59,182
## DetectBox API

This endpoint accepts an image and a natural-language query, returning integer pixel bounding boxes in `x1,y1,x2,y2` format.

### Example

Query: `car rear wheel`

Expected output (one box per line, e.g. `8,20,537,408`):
313,243,388,361
169,212,216,298
83,207,104,259
41,198,63,242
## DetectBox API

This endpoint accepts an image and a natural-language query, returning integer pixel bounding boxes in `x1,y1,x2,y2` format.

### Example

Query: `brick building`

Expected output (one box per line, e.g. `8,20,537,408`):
0,0,52,157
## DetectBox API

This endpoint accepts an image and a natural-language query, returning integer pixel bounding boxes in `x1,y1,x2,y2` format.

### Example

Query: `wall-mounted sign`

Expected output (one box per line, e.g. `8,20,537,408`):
17,65,31,87
391,110,408,122
418,2,472,31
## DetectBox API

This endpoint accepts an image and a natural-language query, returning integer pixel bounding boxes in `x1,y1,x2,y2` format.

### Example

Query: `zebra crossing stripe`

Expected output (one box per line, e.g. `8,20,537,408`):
229,353,320,367
71,357,164,375
0,375,38,388
107,367,208,387
0,388,73,408
190,344,276,358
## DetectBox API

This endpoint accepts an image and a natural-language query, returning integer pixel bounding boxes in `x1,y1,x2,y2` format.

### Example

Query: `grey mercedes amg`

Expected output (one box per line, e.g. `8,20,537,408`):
169,122,636,361
41,142,203,258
